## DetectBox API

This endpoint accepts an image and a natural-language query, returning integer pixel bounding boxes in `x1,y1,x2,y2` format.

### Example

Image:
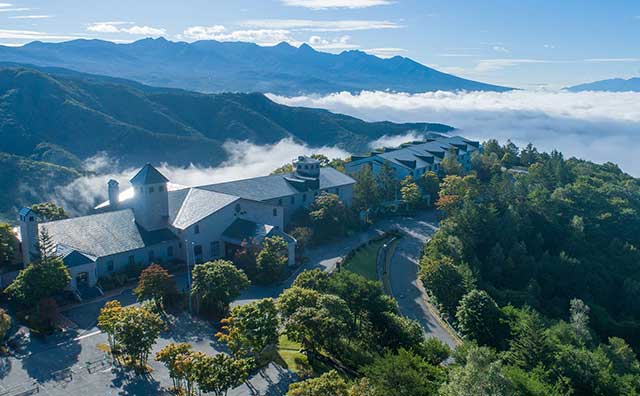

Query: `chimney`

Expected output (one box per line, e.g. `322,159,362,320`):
108,179,120,209
18,207,38,265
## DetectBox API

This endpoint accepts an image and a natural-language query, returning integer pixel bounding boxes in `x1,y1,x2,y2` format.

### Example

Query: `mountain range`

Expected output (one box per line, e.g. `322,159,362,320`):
0,38,510,95
567,77,640,92
0,65,453,218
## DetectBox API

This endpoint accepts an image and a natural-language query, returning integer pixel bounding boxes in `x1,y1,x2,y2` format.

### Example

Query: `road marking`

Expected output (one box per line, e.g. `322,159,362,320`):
74,330,102,341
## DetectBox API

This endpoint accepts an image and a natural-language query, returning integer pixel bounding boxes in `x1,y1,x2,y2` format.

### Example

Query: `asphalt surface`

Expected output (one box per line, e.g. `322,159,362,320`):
384,212,459,349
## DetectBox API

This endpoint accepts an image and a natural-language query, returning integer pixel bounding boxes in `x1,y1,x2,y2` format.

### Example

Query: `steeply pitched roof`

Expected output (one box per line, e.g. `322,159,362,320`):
130,163,169,185
40,209,177,259
168,188,240,230
200,167,355,202
56,244,96,268
222,218,295,244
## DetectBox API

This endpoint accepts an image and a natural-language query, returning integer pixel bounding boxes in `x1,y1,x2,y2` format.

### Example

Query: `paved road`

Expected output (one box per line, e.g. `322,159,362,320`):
384,212,459,349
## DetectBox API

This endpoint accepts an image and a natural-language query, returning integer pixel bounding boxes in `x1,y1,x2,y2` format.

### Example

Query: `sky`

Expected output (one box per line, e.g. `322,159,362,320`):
1,0,640,88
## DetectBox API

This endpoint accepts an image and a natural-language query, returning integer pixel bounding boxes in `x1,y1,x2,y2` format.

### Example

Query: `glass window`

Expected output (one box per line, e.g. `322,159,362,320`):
149,250,155,262
168,246,174,257
303,194,307,202
159,186,164,192
273,208,278,216
107,261,114,271
128,255,135,266
278,198,283,206
149,187,154,193
210,241,220,257
290,196,295,205
194,224,200,234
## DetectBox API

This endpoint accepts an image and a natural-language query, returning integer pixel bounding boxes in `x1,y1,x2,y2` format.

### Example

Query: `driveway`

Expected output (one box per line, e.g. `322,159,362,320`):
384,212,459,349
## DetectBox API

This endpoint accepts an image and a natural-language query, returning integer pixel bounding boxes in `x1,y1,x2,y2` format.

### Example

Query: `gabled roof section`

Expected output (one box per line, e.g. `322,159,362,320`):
200,167,355,202
130,163,169,185
40,209,176,258
19,207,34,217
222,218,295,245
169,188,240,230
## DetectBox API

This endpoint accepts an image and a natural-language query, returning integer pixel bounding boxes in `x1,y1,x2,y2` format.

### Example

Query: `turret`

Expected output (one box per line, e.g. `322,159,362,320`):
130,163,169,231
108,179,120,210
18,207,38,265
294,156,320,179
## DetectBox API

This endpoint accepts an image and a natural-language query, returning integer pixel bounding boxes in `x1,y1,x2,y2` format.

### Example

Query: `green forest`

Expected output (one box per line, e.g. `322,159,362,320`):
418,140,640,395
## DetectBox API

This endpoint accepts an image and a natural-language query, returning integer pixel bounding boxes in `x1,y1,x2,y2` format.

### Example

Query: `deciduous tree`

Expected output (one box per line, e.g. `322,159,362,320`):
114,305,163,366
31,202,69,221
217,298,279,358
0,222,15,269
191,260,250,316
287,370,350,396
256,236,288,284
98,300,123,351
133,264,176,309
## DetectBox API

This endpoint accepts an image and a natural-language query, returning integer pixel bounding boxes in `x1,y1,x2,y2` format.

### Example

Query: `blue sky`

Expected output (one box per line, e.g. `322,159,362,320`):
1,0,639,88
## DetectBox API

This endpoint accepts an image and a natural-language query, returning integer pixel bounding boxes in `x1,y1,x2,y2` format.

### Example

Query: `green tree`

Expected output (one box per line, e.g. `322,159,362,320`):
217,298,279,358
196,353,250,396
133,264,177,309
31,202,68,221
363,348,445,396
420,256,467,317
456,290,503,347
271,163,294,174
98,300,123,351
400,176,421,209
0,222,15,269
292,269,330,291
353,165,381,211
0,308,11,341
289,227,313,262
156,342,193,392
504,307,552,370
440,345,514,396
5,233,70,306
114,305,163,366
377,161,398,202
415,337,451,366
419,171,440,207
287,370,350,396
256,236,288,284
191,260,250,316
441,149,463,176
309,192,347,240
569,298,592,346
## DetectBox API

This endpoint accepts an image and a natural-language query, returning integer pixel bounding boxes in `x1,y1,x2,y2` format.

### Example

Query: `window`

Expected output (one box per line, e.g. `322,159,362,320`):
167,246,174,257
273,208,278,216
210,241,220,257
128,255,135,266
235,203,241,213
149,186,155,193
179,242,182,249
29,216,34,222
107,260,114,272
290,196,295,205
302,193,307,202
194,245,203,263
140,187,144,193
149,250,155,262
159,186,164,192
194,224,200,234
278,198,283,206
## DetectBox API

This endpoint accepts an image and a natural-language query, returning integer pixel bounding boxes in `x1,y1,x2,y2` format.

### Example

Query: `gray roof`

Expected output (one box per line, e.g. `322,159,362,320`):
199,167,355,202
40,209,177,259
130,163,169,185
56,245,96,268
168,187,240,230
359,135,479,170
222,218,295,245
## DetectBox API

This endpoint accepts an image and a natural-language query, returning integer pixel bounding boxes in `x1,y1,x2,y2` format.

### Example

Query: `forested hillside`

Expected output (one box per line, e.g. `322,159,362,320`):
419,141,640,395
0,65,451,219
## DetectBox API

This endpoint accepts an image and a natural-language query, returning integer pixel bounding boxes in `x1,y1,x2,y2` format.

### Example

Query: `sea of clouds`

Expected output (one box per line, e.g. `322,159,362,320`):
52,139,349,214
270,90,640,176
52,89,640,213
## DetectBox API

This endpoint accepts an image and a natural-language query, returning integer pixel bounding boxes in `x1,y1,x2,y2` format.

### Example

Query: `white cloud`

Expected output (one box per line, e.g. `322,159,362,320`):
0,7,29,12
0,28,78,40
242,19,402,32
584,58,640,63
52,138,350,214
309,35,359,50
181,25,226,40
86,22,165,36
369,132,428,149
364,47,406,58
8,14,52,19
0,3,12,6
269,90,640,176
492,45,509,53
281,0,394,9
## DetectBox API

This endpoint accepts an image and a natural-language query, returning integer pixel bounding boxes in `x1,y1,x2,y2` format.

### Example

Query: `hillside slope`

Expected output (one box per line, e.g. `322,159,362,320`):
567,77,640,92
0,38,510,95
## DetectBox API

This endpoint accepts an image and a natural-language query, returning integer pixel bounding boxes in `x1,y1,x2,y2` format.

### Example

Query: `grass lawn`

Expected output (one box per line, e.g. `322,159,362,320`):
272,335,330,377
342,239,386,281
